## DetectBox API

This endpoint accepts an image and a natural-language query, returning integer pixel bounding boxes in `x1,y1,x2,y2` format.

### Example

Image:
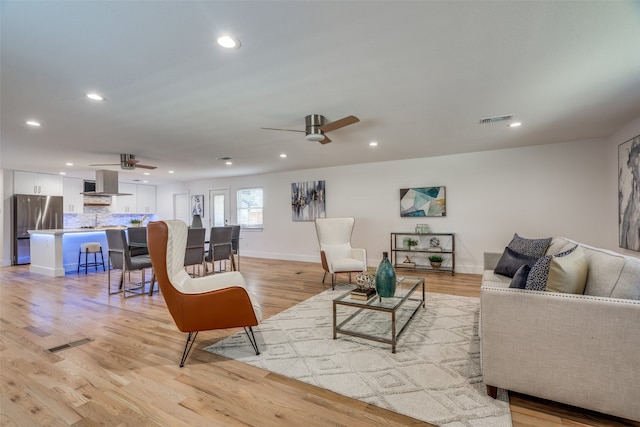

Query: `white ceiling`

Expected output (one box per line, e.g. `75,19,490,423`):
2,1,640,185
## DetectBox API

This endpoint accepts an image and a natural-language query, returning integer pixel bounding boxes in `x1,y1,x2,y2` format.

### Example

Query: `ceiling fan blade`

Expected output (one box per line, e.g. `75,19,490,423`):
125,159,140,165
261,127,306,133
319,135,332,144
319,115,359,133
135,164,157,170
89,163,119,166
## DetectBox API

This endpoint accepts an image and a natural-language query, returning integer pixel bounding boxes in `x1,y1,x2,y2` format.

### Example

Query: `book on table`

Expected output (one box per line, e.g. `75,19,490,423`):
351,288,376,300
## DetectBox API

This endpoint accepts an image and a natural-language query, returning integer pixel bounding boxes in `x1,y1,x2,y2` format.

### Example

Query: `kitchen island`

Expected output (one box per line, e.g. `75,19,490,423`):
28,227,125,277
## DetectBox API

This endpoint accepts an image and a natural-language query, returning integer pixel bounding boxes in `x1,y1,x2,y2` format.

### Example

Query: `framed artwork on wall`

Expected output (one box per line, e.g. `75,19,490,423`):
291,180,326,221
191,194,204,217
619,135,640,251
400,186,446,217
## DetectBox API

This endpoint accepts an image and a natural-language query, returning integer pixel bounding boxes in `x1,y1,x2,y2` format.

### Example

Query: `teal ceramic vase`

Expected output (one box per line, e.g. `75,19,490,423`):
376,252,396,298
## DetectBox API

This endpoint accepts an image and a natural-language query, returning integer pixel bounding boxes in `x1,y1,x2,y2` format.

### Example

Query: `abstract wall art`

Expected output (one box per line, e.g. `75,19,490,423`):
619,135,640,251
291,180,326,221
400,186,446,217
191,194,204,216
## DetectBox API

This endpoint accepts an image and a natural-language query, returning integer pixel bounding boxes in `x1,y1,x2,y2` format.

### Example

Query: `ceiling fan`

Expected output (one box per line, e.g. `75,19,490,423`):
262,114,359,144
90,154,157,170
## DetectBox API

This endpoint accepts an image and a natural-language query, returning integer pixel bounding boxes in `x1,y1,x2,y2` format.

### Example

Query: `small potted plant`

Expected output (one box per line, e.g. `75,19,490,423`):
130,218,142,227
407,239,418,250
428,255,443,269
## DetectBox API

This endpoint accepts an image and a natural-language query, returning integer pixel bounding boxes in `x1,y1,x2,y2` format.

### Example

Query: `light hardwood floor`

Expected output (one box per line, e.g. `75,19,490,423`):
1,258,637,426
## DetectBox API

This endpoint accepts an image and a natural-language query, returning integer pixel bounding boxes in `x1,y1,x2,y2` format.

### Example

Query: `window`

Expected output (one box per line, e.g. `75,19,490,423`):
237,187,263,229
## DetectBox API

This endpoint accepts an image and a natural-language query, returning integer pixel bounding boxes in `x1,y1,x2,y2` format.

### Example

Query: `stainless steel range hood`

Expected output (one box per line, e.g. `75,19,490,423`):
81,170,132,196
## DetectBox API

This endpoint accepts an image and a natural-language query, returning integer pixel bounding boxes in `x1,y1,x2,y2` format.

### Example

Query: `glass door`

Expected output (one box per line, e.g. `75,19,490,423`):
209,189,230,227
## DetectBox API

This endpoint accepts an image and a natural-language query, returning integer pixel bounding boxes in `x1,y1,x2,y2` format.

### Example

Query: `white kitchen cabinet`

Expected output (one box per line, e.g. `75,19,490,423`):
112,183,137,213
136,184,156,214
63,177,84,213
14,171,63,196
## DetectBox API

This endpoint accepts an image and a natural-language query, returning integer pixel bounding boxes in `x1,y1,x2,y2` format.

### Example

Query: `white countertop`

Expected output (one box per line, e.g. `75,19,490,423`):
28,226,126,235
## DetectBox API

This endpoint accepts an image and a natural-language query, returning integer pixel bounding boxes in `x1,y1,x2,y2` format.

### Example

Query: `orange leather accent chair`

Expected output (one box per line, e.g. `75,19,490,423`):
147,220,262,367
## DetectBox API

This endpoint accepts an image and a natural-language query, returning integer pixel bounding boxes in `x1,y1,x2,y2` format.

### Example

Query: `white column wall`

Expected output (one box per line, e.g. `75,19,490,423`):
158,136,635,274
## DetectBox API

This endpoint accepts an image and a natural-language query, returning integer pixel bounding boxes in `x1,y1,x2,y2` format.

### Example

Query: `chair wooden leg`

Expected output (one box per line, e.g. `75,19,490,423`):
331,273,336,290
322,271,328,283
244,327,260,355
180,331,198,367
486,385,498,399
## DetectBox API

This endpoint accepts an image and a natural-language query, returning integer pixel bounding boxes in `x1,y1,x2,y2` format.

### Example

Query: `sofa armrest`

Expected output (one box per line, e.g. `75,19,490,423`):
483,252,502,271
480,285,640,421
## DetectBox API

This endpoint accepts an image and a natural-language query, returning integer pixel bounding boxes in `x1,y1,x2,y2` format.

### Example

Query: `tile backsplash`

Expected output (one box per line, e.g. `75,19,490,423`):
64,206,157,228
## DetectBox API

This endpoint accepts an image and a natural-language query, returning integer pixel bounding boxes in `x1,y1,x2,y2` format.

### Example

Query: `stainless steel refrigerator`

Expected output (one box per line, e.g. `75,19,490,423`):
12,194,64,265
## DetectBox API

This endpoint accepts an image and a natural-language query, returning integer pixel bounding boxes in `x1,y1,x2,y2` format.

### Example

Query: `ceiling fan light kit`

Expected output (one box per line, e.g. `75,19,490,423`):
90,154,157,170
262,113,360,145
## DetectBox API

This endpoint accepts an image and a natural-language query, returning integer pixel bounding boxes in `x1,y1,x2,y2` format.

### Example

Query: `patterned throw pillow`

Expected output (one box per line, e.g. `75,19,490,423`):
507,233,552,258
525,245,579,291
495,247,539,278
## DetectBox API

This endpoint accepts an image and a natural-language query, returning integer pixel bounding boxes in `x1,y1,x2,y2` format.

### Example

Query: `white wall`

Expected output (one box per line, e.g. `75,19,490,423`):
157,135,635,274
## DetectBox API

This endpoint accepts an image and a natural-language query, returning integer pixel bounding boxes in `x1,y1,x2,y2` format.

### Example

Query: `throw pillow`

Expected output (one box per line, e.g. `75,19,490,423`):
495,246,539,278
509,264,531,289
525,245,586,293
546,245,588,294
525,255,552,291
507,233,552,258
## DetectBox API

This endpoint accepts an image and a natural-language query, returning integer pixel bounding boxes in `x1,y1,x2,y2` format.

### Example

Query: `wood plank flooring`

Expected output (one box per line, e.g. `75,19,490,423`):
1,258,638,426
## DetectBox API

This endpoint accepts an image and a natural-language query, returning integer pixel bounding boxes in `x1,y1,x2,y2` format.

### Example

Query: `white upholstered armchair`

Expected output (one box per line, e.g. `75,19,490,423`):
315,217,367,289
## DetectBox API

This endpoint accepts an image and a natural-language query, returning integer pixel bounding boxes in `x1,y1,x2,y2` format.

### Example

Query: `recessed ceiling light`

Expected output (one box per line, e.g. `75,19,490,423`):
509,122,522,128
225,161,233,166
143,180,148,183
26,120,41,127
217,35,241,49
168,170,175,174
369,141,378,147
143,172,150,176
280,154,287,158
59,172,66,175
86,92,104,101
65,162,74,166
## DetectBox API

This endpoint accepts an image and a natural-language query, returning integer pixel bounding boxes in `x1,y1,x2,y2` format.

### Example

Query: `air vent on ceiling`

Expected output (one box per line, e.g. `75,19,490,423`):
479,115,514,124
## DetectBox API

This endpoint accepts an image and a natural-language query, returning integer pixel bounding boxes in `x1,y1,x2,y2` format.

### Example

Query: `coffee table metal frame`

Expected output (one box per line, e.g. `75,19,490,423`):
332,277,425,353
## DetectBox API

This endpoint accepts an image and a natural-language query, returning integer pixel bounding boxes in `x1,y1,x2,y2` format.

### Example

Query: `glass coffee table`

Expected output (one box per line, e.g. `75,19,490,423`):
332,277,425,353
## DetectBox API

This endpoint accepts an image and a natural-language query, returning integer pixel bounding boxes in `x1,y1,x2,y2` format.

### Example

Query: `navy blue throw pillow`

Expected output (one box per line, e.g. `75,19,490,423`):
509,265,531,289
494,246,539,278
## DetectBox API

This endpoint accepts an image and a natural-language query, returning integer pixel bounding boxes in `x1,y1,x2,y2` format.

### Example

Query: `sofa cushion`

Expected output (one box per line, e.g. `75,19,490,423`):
495,247,539,278
580,243,626,297
525,245,581,292
545,236,577,256
609,257,640,300
482,270,511,288
546,245,588,294
509,265,531,289
508,233,552,258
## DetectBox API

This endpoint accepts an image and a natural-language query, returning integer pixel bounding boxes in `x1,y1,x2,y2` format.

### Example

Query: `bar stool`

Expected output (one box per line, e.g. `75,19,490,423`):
78,242,106,274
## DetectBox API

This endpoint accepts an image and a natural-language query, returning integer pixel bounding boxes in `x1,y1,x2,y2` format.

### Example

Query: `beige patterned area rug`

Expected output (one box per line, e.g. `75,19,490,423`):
205,283,511,427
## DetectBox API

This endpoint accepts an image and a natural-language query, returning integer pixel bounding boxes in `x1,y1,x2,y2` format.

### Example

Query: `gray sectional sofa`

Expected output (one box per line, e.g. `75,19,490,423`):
480,236,640,422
